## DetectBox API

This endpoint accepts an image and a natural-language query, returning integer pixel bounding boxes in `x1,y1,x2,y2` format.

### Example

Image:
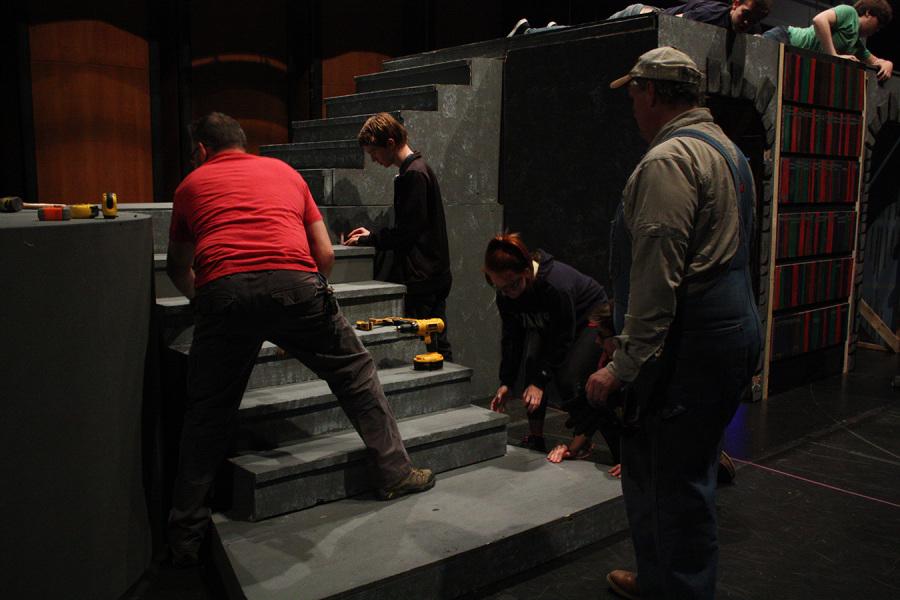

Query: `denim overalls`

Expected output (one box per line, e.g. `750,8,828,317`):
609,129,763,599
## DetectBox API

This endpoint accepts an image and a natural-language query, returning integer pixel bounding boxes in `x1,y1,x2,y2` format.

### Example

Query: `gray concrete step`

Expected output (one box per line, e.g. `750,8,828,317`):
324,84,438,119
242,329,420,390
212,445,626,600
234,363,473,446
167,328,423,391
157,280,405,346
355,59,471,93
154,246,375,298
380,18,645,71
290,111,403,144
227,404,507,521
259,139,363,170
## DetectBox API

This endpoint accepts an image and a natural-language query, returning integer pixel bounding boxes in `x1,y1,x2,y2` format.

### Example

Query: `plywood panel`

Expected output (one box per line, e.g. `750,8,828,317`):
323,50,390,102
29,19,148,68
30,20,153,203
190,0,289,153
320,0,402,111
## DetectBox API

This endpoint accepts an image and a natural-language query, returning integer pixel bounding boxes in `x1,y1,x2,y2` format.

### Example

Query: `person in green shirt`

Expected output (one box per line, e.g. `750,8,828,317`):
763,0,893,80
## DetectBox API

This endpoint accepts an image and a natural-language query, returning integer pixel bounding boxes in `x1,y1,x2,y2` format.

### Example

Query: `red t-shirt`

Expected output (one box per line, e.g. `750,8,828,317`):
169,150,323,288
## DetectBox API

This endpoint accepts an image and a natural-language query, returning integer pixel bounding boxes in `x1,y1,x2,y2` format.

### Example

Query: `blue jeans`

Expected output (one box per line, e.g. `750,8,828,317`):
608,4,662,20
762,26,790,44
622,312,759,599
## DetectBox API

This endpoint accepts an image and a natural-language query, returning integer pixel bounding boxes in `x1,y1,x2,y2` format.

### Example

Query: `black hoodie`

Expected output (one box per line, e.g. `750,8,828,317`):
496,250,608,389
364,152,451,294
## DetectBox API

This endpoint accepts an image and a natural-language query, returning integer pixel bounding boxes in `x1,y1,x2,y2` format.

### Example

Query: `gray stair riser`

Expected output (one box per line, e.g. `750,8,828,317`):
338,296,403,325
243,335,419,390
333,495,626,600
231,427,506,521
355,60,471,93
299,169,327,201
154,270,181,298
326,85,438,119
154,254,373,295
260,141,363,170
237,376,471,447
159,291,403,346
319,206,393,243
328,255,374,283
295,121,362,143
291,112,403,144
298,169,332,205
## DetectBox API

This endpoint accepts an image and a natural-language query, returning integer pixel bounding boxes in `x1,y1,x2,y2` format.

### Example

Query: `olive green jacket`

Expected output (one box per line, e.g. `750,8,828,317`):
609,107,746,383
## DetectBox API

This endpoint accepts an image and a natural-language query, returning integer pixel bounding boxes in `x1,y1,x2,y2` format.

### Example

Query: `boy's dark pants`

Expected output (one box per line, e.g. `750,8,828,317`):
404,280,453,361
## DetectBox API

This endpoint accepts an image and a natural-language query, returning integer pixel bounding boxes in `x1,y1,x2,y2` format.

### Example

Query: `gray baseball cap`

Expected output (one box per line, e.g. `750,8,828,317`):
610,46,702,89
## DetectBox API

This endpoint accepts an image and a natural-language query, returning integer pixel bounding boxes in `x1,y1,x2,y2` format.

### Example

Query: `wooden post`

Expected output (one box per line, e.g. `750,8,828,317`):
858,299,900,353
761,43,785,401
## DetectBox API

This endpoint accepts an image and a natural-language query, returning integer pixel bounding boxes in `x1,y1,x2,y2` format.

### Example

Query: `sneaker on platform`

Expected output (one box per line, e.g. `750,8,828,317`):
377,467,435,500
507,17,530,37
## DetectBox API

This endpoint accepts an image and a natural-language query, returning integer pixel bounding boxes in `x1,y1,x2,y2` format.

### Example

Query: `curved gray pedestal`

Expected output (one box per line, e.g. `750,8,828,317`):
0,212,153,599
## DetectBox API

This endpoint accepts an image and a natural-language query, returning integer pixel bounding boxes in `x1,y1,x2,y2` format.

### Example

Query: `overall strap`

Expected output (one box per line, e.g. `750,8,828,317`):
663,128,754,266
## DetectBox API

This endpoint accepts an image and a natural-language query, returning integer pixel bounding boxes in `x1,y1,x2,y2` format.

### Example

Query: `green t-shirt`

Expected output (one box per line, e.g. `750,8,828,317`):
788,4,871,60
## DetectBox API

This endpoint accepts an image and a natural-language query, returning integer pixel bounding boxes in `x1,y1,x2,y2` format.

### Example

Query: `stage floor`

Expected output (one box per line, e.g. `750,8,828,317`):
477,348,900,600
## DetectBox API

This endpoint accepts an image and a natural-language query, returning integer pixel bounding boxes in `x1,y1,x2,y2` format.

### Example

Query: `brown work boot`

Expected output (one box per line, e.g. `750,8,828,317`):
376,467,435,500
607,569,641,599
717,450,736,484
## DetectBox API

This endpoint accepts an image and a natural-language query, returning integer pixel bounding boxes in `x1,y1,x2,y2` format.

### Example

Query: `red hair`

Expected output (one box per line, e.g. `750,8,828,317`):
483,232,535,284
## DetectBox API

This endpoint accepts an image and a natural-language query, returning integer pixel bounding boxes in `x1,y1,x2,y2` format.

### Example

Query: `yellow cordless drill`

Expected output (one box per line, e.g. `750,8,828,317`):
355,317,446,370
397,319,445,371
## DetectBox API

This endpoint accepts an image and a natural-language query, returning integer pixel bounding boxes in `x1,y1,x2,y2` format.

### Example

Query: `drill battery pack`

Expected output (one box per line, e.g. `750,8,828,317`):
413,352,444,371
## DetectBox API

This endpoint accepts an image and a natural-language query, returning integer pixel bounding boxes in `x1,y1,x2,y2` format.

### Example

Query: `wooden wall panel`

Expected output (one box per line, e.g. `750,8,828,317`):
30,20,153,203
321,1,402,113
29,19,148,67
189,0,289,154
322,50,391,103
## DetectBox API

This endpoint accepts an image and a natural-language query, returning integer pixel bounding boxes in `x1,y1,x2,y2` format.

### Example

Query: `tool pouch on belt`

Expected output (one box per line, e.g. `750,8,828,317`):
620,324,684,430
621,348,666,429
316,273,339,316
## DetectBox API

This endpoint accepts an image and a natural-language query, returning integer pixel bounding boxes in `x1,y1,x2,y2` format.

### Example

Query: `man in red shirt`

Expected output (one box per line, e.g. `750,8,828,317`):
166,112,434,568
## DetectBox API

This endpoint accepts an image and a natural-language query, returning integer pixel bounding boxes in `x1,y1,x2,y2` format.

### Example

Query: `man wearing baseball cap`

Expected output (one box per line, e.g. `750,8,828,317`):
587,47,762,599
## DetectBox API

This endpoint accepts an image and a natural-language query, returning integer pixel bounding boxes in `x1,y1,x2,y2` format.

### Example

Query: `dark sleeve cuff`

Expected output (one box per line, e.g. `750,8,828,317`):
527,368,552,390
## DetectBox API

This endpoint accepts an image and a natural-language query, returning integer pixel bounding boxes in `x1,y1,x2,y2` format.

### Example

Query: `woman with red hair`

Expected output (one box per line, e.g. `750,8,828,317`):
484,233,621,472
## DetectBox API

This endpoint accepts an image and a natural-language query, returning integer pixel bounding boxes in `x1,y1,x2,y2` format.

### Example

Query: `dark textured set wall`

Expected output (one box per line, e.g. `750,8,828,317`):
501,30,657,287
0,213,153,599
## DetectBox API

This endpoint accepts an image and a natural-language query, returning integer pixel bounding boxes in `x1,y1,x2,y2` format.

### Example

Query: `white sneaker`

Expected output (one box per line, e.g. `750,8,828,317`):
507,17,530,37
546,21,558,27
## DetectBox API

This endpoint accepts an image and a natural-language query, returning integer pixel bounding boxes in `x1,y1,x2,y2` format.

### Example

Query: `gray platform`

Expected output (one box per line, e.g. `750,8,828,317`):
228,405,507,520
213,446,626,600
